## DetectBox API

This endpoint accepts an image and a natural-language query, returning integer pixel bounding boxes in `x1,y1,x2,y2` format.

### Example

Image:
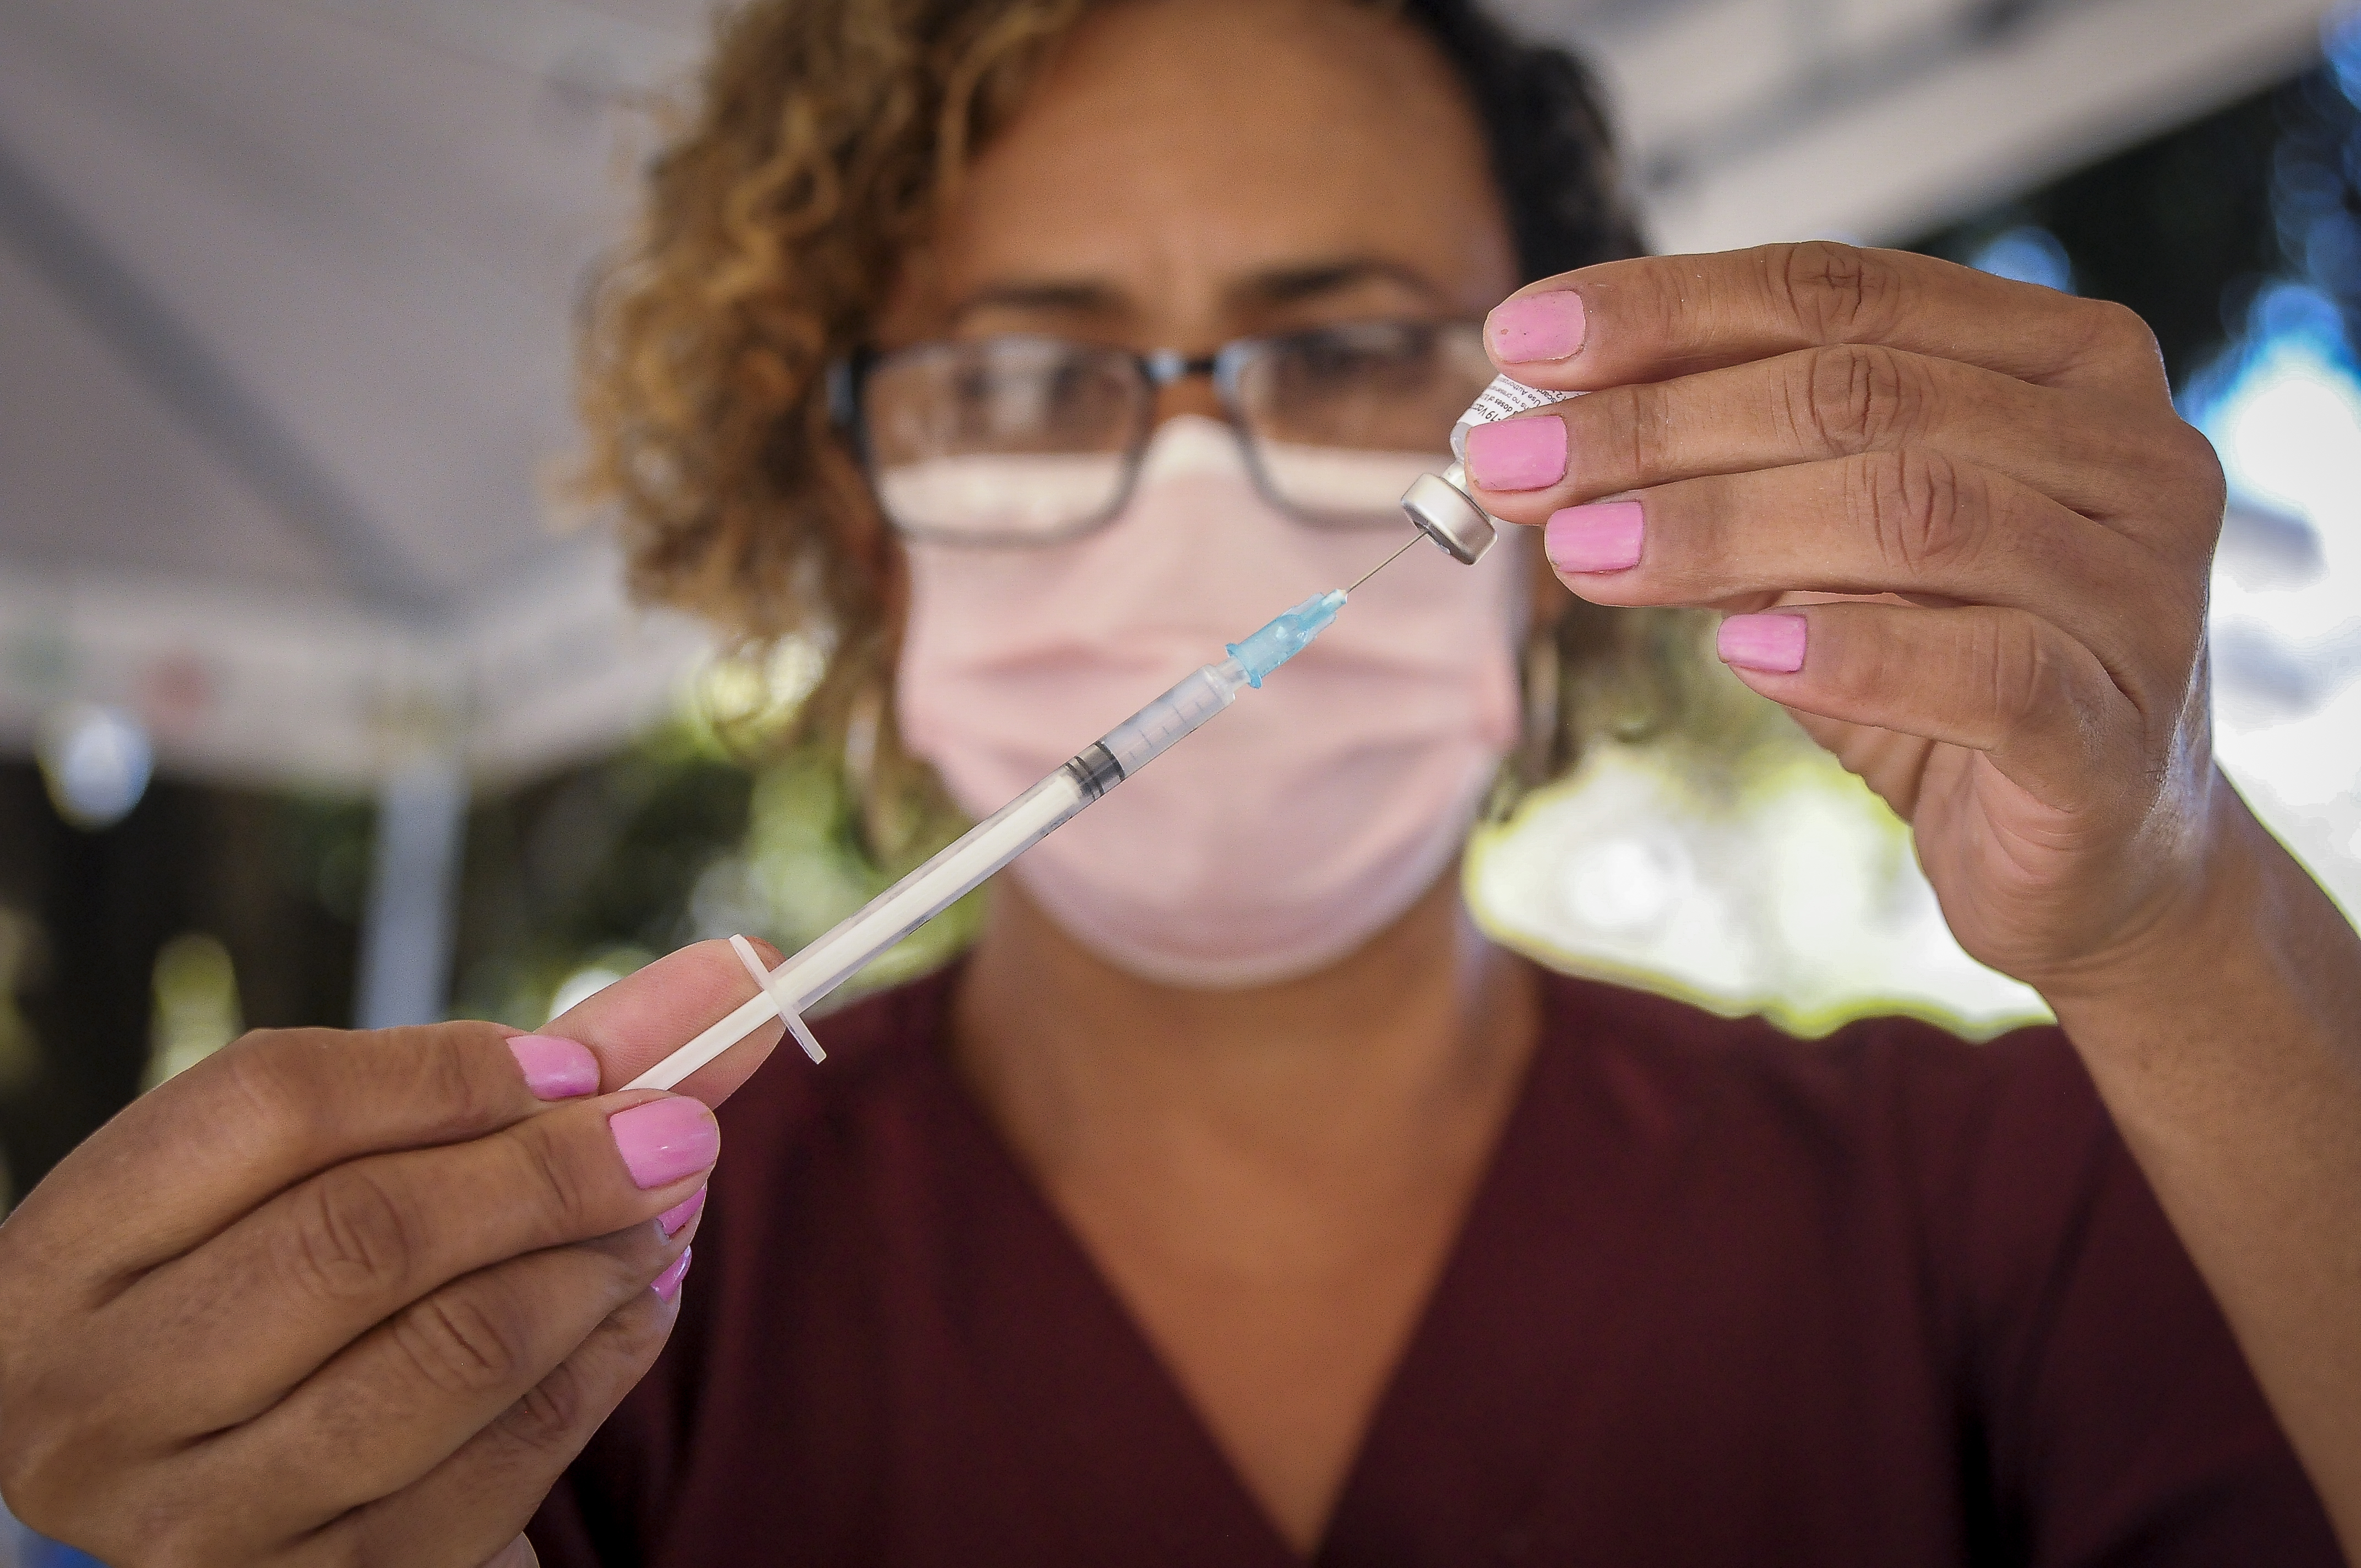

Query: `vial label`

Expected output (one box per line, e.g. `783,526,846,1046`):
1450,373,1580,459
1466,373,1571,424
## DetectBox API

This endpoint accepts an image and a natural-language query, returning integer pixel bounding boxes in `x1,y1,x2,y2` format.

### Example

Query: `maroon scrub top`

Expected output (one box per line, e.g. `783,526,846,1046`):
530,965,2338,1566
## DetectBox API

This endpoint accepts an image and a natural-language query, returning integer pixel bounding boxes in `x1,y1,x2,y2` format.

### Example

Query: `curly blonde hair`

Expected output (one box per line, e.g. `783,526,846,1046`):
577,0,1693,853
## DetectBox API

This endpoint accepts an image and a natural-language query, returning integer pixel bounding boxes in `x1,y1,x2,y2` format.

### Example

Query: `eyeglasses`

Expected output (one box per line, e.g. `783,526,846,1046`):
831,320,1495,546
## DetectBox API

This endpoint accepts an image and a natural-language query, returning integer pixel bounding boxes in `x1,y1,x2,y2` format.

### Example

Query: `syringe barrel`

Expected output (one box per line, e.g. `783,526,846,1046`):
1098,661,1243,777
768,658,1243,1013
768,767,1091,1012
621,765,1095,1092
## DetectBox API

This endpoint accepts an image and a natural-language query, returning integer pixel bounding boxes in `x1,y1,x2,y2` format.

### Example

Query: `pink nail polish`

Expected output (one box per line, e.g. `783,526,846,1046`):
608,1098,720,1190
1486,291,1588,363
1545,501,1645,574
1718,613,1809,673
657,1186,708,1239
1464,416,1568,491
652,1246,692,1304
506,1034,600,1101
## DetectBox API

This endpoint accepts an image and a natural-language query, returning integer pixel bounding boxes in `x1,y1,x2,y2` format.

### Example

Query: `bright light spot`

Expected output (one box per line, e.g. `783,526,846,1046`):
1560,833,1691,934
2215,339,2361,536
34,703,154,830
145,933,242,1091
1468,744,2047,1038
2326,7,2361,106
683,637,828,751
548,966,622,1021
2219,675,2361,805
1971,227,2074,292
2186,286,2361,925
1761,785,1877,952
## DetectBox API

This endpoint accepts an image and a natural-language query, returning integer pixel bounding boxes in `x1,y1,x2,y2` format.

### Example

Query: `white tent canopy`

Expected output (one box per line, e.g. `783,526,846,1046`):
1518,0,2336,255
0,0,2341,799
0,0,714,796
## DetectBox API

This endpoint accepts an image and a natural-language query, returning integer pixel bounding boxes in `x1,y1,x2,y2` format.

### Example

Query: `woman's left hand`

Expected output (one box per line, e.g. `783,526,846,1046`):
1464,243,2230,994
1467,243,2361,1559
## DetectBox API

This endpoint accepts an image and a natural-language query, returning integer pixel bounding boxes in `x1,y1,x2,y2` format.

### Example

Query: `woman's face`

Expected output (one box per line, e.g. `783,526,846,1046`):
878,1,1535,987
878,0,1519,377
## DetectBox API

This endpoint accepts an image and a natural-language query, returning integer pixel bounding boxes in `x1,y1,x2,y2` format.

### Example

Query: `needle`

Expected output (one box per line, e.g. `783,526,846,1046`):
1346,535,1423,594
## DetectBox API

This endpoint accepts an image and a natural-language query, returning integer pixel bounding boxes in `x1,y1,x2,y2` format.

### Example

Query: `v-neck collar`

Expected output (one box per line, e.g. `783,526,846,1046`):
1318,982,1698,1561
901,973,1657,1561
907,1030,1301,1563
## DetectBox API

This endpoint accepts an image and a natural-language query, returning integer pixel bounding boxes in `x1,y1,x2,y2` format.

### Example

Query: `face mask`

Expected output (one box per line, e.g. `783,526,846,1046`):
895,415,1524,988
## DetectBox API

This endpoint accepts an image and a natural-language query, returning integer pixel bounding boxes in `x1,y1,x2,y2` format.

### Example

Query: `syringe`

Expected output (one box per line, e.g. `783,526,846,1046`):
626,587,1351,1091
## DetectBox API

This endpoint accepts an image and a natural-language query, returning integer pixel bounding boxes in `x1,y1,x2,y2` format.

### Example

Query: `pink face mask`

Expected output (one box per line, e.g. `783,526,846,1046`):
895,415,1524,988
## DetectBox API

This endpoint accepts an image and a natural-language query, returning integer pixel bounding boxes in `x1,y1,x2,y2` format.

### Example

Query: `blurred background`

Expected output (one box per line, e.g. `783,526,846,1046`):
3,0,2360,1283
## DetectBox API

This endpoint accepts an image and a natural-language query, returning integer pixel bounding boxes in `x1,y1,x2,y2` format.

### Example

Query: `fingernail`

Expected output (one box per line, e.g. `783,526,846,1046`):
657,1186,707,1239
506,1034,600,1101
1486,291,1588,363
652,1246,692,1303
608,1098,720,1190
1718,613,1809,673
1464,417,1568,491
1545,501,1645,574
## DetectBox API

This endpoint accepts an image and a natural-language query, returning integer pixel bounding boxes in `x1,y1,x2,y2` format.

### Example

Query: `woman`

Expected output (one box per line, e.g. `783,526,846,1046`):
2,0,2358,1562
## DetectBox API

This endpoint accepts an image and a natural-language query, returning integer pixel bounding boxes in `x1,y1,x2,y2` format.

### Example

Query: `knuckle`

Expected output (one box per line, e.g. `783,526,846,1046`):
1771,241,1896,341
216,1025,485,1157
214,1029,326,1142
1635,261,1691,344
1605,382,1677,482
402,1023,517,1133
390,1281,534,1399
1817,618,1896,705
503,1118,601,1239
243,1022,516,1152
284,1163,424,1304
1799,344,1919,452
1979,616,2070,736
2083,299,2162,367
502,1358,592,1456
1851,449,1985,574
2168,421,2229,517
488,1295,668,1463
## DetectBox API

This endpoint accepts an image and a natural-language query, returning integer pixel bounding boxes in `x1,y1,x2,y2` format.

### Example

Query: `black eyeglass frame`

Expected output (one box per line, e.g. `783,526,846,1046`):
826,320,1486,547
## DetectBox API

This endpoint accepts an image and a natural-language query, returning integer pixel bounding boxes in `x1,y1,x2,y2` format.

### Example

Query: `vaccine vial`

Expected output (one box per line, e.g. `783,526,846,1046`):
1399,373,1578,566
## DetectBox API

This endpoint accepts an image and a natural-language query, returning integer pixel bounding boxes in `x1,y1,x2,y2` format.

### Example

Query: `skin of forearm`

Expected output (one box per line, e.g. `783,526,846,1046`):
2045,786,2361,1558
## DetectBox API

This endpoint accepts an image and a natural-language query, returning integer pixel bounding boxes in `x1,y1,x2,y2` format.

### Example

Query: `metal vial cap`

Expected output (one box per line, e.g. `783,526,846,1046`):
1398,460,1497,565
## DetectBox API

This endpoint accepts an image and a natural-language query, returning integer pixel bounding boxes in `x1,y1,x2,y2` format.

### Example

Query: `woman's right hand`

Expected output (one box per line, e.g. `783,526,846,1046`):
0,939,782,1567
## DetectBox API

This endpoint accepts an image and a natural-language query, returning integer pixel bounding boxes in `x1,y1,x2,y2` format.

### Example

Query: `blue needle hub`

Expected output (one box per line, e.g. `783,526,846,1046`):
1226,590,1347,688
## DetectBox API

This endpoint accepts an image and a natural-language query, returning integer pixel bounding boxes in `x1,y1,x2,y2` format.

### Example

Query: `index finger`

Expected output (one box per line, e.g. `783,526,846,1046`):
1483,243,2168,395
4,939,779,1280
